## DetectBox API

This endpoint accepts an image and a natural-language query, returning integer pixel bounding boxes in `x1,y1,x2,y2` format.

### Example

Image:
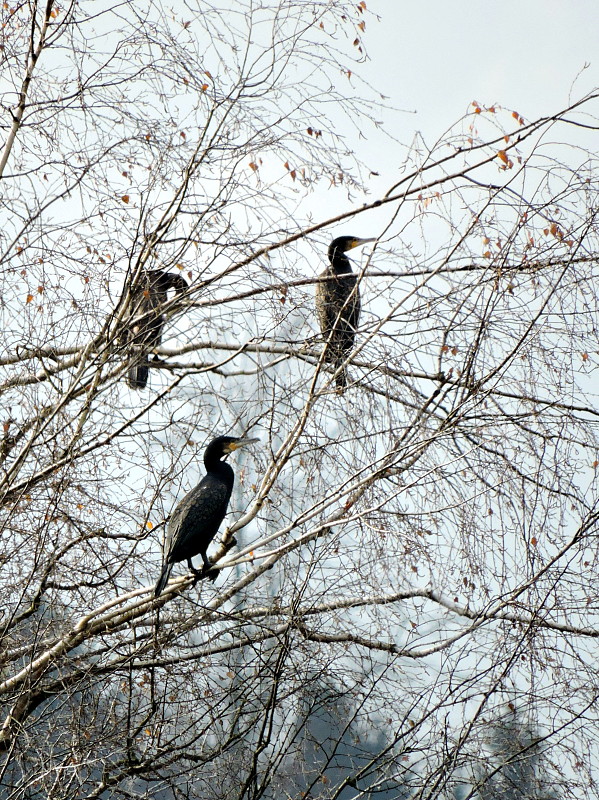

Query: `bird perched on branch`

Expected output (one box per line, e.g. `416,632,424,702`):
315,235,375,389
124,269,188,389
154,435,259,597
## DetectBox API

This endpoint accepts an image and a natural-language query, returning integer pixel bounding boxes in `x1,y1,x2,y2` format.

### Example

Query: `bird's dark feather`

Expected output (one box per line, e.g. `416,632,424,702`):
124,270,188,390
154,435,257,597
163,464,234,565
316,238,363,388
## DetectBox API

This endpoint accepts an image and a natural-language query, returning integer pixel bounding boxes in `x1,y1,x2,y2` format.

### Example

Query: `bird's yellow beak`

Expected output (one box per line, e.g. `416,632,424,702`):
228,437,260,452
349,237,376,250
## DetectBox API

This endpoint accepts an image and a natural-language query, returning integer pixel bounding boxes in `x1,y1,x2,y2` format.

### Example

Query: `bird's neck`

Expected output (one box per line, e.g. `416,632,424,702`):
329,252,353,275
203,457,234,478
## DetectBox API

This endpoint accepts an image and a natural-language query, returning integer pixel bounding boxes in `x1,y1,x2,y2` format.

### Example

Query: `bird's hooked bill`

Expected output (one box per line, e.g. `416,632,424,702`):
350,237,377,249
229,436,260,450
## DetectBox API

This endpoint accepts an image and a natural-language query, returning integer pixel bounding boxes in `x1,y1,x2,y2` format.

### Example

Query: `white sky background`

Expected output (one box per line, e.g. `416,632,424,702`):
315,0,598,237
369,1,597,129
369,1,597,142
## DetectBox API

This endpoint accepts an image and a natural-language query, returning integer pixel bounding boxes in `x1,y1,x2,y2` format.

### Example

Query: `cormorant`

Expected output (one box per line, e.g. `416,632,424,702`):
124,269,188,389
315,236,375,388
154,435,259,596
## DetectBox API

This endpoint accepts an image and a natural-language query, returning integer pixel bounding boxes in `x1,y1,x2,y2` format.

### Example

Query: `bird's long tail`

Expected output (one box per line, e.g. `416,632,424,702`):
334,362,348,390
127,353,150,389
154,562,173,597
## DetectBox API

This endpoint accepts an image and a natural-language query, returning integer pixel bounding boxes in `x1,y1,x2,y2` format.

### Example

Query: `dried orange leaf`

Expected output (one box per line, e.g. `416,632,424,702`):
497,150,508,164
146,520,153,529
358,20,365,31
26,294,33,303
249,161,258,171
121,194,130,204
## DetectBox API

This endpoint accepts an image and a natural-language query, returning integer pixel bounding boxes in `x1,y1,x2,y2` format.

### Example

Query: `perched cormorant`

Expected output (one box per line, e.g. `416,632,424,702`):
124,269,188,389
315,236,375,388
154,435,259,596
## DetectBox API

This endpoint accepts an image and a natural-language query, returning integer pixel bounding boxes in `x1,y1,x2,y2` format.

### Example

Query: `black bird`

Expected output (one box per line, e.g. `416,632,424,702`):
125,269,188,389
154,435,259,597
315,236,375,388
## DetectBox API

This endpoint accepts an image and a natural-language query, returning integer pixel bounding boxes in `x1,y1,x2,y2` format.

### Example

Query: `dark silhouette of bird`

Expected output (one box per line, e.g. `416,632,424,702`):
154,435,259,597
125,269,188,389
315,236,375,388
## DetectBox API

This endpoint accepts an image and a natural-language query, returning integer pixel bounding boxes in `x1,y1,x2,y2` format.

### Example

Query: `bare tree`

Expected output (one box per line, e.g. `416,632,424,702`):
1,1,599,798
466,709,560,800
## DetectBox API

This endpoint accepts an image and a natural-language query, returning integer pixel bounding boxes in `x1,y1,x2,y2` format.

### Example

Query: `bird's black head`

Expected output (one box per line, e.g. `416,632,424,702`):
204,435,260,467
328,236,376,261
147,270,189,294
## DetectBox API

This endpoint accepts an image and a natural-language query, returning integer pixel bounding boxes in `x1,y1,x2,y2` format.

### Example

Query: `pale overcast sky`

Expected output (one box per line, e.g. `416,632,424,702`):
367,1,598,138
309,1,598,244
